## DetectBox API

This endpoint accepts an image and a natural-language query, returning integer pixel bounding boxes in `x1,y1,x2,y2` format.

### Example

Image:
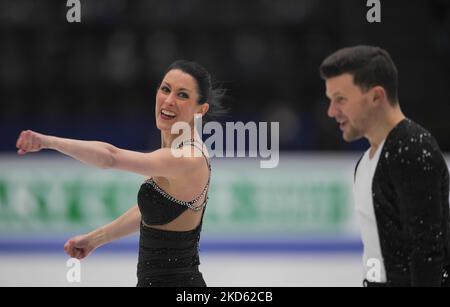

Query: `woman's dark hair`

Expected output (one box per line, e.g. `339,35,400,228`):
319,45,399,105
165,60,227,121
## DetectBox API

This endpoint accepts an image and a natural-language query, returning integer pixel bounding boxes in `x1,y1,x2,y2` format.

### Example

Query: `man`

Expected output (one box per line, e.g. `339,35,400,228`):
319,45,450,287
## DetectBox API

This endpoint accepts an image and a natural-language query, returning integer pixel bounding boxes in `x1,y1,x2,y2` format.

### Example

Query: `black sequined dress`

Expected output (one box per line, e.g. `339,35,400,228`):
136,140,210,287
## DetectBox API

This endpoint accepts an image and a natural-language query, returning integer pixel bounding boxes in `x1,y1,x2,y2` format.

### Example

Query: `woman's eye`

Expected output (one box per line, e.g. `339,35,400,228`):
161,86,170,93
178,92,189,99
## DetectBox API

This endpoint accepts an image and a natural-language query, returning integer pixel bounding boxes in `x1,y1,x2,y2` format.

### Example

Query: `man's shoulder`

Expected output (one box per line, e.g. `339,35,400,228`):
385,119,439,153
383,118,447,171
389,118,430,139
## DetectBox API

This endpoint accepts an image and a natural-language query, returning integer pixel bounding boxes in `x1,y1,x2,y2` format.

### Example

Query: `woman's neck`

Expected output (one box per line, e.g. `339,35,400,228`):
161,127,200,149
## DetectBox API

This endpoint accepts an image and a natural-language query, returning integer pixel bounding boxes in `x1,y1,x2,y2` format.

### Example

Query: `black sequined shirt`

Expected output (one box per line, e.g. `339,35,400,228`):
356,118,450,286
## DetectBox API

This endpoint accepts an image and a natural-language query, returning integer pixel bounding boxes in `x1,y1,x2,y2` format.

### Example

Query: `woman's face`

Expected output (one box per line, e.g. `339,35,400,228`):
155,69,208,132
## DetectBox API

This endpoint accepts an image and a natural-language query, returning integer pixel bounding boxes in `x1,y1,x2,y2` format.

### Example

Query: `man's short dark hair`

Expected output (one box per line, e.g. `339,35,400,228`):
319,45,399,105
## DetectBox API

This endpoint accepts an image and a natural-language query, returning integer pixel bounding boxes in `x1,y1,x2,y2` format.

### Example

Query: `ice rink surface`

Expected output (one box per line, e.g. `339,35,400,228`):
0,252,363,287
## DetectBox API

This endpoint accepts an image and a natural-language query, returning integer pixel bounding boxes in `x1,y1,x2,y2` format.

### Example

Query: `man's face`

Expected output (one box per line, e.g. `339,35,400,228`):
325,74,372,142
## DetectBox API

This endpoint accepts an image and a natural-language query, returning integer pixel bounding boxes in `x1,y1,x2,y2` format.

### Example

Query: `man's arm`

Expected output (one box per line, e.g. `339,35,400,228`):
390,140,446,286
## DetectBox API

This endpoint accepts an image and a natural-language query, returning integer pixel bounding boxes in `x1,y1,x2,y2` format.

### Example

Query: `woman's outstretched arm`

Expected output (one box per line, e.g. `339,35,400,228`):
17,130,118,169
64,204,141,259
16,130,204,178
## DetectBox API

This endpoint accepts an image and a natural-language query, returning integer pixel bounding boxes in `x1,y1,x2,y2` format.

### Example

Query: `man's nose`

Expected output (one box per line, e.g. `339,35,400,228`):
327,101,337,118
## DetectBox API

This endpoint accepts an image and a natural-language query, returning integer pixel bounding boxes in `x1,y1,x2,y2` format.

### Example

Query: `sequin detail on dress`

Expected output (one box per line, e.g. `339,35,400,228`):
136,139,210,287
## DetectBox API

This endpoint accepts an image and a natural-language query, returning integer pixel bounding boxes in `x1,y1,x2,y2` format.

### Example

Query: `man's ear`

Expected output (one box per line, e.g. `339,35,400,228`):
371,86,387,106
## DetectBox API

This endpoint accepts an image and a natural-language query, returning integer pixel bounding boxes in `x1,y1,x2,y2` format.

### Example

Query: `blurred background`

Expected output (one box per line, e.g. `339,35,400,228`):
0,0,449,286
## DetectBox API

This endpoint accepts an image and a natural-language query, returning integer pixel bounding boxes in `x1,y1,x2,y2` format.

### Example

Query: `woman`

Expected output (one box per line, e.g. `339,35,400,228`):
15,60,225,287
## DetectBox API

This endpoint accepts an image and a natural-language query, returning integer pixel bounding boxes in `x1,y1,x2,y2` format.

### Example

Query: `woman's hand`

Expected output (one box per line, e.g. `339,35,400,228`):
64,233,99,260
16,130,50,155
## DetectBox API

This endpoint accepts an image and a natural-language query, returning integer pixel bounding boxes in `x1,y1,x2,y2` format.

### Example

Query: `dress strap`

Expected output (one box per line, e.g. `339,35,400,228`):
177,139,211,171
144,139,211,211
177,139,211,208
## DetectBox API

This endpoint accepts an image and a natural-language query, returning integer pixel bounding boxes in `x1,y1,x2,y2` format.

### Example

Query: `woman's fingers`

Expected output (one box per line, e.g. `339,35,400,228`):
24,131,32,150
16,130,42,154
16,131,23,148
16,130,29,151
16,131,25,149
74,248,84,259
78,250,86,259
64,237,89,259
63,240,72,254
64,240,77,257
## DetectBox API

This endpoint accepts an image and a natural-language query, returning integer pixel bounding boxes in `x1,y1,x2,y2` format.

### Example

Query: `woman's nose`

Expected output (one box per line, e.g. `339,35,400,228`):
164,93,176,106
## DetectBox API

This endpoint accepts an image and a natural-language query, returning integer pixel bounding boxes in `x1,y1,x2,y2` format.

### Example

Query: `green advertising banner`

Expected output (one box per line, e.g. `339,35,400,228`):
0,154,364,237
